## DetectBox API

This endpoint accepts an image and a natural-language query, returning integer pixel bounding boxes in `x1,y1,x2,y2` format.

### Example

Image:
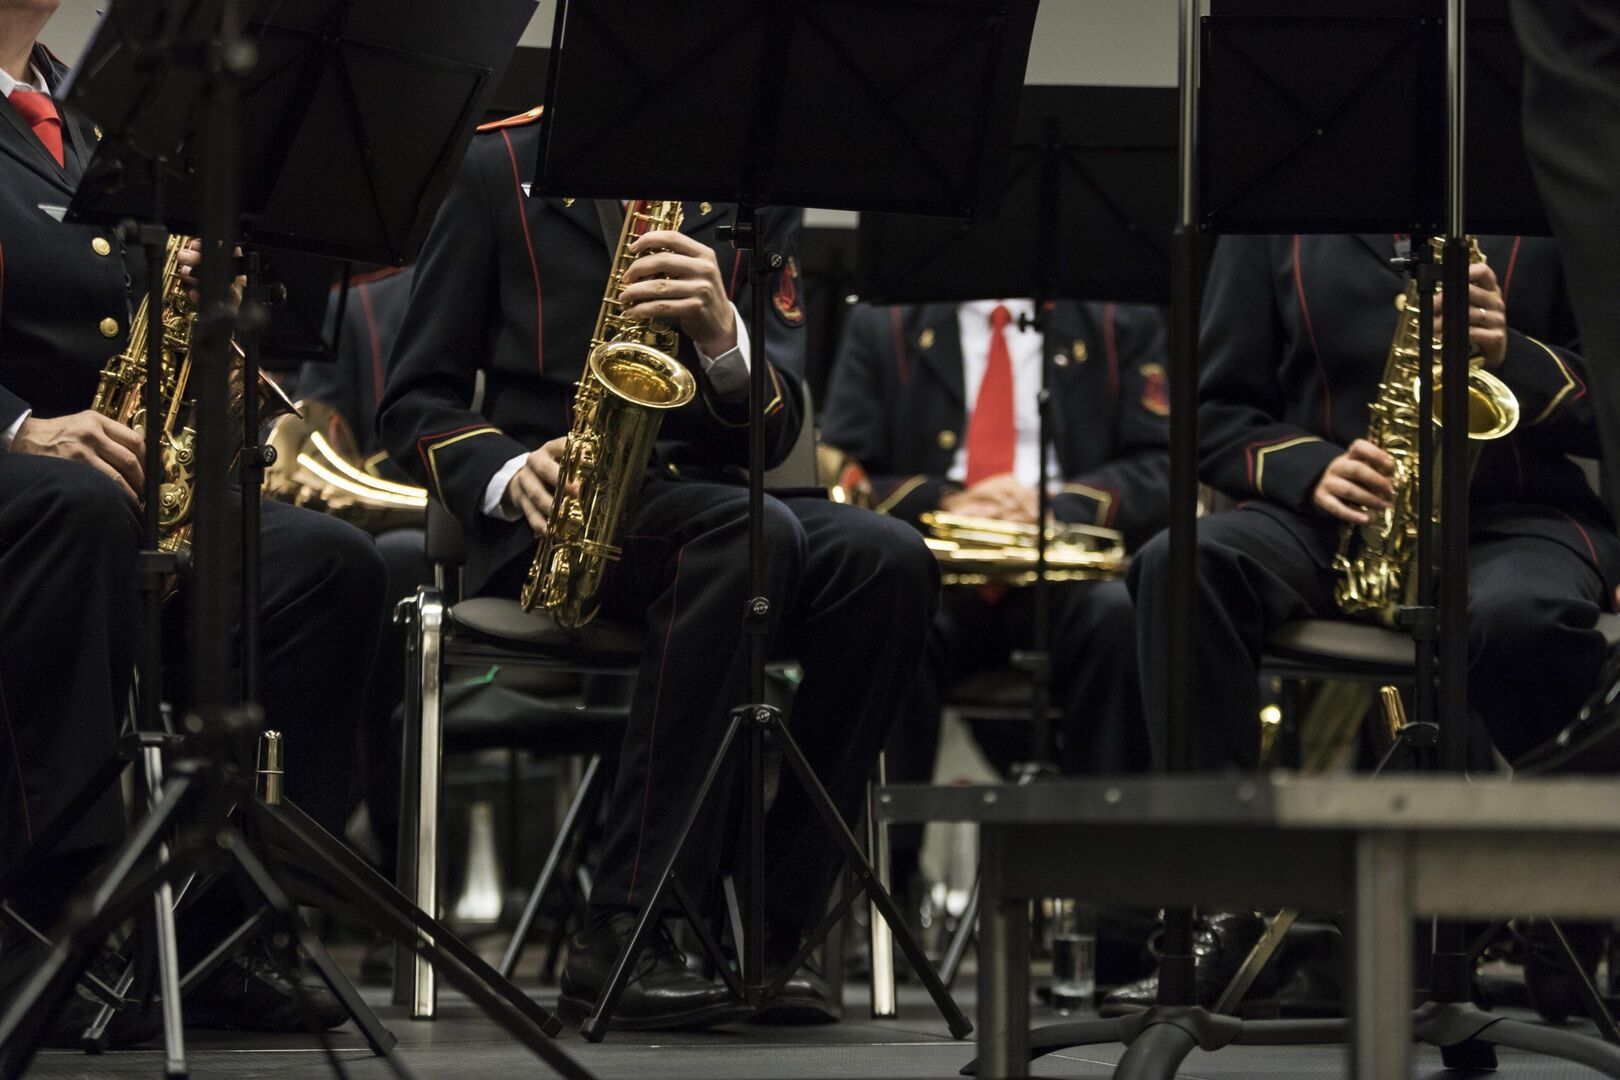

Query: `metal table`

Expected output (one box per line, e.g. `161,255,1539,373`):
876,775,1620,1079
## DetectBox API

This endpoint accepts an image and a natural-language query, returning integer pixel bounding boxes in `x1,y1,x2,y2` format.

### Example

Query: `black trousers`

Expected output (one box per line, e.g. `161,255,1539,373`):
1511,0,1620,518
363,527,431,873
884,578,1150,868
484,476,938,939
1128,504,1611,770
0,453,388,871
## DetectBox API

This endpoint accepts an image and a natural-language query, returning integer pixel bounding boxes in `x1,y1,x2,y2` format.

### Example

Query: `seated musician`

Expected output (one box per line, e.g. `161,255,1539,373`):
821,299,1168,898
1125,233,1620,1013
0,3,386,1038
378,107,938,1030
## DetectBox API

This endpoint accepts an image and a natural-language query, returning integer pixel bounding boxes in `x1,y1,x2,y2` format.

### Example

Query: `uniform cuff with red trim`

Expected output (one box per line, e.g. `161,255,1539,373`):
1497,331,1584,427
1052,484,1118,529
1253,437,1343,512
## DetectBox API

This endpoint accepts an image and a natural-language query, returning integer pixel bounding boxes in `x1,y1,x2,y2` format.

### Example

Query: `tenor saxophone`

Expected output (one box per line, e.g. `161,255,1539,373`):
520,201,698,625
1332,236,1520,626
92,235,295,559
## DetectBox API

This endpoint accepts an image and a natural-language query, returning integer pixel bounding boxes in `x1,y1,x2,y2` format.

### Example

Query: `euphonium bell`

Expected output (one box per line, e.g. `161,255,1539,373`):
264,400,429,532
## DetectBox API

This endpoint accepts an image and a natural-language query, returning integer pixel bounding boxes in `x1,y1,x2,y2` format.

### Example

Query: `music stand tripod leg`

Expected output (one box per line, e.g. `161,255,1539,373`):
579,713,746,1042
768,716,973,1039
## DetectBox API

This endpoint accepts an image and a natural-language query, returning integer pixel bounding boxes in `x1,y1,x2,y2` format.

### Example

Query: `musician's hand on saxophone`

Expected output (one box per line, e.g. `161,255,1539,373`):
620,231,737,358
12,411,145,502
1313,438,1395,525
1431,260,1508,370
175,239,247,310
504,435,573,538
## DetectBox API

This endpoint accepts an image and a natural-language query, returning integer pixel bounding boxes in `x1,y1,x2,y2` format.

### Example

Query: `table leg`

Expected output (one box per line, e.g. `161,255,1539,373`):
978,825,1029,1078
1352,832,1411,1080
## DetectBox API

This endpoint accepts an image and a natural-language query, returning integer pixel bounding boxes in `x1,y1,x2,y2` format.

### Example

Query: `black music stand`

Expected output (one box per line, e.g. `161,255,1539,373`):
0,4,598,1080
857,84,1175,993
858,81,1175,762
535,0,1037,1041
989,3,1620,1078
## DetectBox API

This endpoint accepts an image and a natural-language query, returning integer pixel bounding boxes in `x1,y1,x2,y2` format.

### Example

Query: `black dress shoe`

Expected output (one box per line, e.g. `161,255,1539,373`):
1524,920,1608,1024
1100,912,1277,1017
557,910,746,1032
182,939,348,1032
0,937,162,1049
751,967,841,1025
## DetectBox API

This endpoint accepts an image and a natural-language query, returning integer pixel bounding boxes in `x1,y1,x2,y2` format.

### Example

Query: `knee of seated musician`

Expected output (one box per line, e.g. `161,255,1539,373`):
373,527,431,605
825,507,938,616
1054,580,1137,663
262,506,389,626
1469,586,1600,686
22,456,140,557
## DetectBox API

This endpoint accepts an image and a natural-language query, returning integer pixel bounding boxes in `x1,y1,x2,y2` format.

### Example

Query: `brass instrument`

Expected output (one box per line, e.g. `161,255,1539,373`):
520,200,698,624
1332,236,1519,626
265,400,428,532
93,235,295,560
920,511,1126,585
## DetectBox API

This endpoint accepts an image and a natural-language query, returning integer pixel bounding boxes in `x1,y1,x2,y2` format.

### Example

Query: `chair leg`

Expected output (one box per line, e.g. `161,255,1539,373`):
867,752,897,1019
393,588,446,1020
499,755,603,980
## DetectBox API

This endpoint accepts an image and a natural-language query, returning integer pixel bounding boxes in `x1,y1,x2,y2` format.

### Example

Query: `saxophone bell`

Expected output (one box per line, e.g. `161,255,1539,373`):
520,200,698,624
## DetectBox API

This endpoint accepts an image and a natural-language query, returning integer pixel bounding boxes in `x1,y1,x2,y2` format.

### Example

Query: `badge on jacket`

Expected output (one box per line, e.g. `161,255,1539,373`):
774,256,804,326
1140,362,1170,417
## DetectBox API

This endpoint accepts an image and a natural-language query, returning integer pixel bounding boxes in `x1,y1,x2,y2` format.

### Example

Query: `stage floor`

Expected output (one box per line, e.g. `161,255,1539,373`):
21,984,1620,1080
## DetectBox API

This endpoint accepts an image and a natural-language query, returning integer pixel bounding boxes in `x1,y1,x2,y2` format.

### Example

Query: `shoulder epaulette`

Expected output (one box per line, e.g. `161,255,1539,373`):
477,105,544,133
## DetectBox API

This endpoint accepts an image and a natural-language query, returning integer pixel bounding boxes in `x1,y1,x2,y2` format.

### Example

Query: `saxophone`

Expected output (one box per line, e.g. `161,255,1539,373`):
520,200,698,625
1332,236,1520,626
92,235,295,558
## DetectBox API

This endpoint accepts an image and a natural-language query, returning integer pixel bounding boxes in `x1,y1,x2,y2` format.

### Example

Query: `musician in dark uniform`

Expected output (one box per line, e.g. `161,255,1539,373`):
1133,234,1618,769
1121,235,1620,1009
0,4,386,1033
822,300,1167,888
379,108,938,1030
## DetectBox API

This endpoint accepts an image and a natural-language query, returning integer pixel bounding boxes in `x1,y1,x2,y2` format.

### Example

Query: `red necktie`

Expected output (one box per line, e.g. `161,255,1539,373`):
9,89,64,168
964,303,1017,485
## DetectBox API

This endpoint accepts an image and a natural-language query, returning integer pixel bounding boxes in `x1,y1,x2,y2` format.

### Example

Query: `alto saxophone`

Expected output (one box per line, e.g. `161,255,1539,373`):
1332,236,1520,626
520,201,697,625
92,235,295,560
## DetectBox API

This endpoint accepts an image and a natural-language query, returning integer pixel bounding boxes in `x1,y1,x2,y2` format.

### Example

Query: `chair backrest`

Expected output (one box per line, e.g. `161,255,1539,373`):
425,498,468,571
763,378,818,489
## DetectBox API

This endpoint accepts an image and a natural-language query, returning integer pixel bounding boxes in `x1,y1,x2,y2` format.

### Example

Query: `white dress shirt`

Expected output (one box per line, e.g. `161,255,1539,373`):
481,303,751,519
0,61,51,453
950,298,1055,491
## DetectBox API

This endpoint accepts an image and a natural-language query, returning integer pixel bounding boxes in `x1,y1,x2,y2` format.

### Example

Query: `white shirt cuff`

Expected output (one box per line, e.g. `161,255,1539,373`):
0,410,30,452
694,302,752,399
482,452,528,520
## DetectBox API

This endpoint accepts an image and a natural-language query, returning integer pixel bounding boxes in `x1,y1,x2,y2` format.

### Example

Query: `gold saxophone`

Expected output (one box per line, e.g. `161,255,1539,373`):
92,235,295,560
520,200,697,624
1332,236,1520,626
264,400,428,533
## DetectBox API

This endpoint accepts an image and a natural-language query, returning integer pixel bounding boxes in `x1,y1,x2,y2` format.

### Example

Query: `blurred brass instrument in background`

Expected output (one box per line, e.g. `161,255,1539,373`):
920,512,1126,585
265,399,428,532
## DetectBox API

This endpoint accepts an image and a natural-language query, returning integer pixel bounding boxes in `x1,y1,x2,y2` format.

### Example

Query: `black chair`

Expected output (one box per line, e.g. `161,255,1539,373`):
394,500,641,1018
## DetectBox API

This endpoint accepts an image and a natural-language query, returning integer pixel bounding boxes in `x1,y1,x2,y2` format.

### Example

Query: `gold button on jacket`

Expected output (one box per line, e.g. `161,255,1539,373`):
91,237,111,256
99,317,120,338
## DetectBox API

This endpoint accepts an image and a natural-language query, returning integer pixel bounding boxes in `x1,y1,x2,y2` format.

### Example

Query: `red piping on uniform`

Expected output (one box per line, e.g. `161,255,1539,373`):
1554,508,1600,569
1502,236,1522,301
501,131,545,374
627,543,686,903
1244,433,1310,493
1103,302,1121,408
889,307,909,385
359,283,384,407
1292,235,1334,439
415,421,497,479
0,667,32,844
728,250,744,300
